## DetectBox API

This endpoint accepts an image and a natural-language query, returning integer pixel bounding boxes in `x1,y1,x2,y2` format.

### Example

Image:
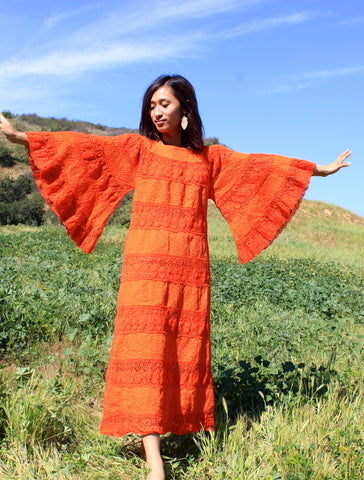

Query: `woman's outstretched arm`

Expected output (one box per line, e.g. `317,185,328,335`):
0,112,28,146
1,109,351,176
313,149,351,176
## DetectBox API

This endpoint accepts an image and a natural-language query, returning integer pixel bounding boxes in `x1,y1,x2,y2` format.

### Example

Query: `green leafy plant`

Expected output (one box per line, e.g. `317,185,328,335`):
0,143,15,167
0,175,45,226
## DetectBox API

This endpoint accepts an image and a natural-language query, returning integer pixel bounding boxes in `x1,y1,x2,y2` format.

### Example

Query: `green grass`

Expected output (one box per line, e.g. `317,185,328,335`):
1,200,363,479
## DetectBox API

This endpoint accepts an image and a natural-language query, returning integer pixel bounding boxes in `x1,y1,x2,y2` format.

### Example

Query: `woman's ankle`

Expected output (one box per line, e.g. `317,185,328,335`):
142,433,163,468
146,460,165,480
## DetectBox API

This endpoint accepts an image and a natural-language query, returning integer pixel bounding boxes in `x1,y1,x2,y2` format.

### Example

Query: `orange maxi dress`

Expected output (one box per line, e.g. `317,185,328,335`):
26,131,315,436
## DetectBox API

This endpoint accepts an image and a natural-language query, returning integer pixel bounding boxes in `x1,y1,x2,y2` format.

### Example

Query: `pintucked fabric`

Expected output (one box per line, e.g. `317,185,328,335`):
26,131,315,436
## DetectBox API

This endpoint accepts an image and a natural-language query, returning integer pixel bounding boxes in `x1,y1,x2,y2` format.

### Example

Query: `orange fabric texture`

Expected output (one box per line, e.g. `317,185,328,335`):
27,132,315,436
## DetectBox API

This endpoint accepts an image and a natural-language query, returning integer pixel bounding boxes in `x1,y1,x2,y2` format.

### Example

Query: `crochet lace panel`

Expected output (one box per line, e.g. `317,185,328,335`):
106,359,212,388
121,253,210,286
137,147,210,186
130,202,208,234
114,305,210,337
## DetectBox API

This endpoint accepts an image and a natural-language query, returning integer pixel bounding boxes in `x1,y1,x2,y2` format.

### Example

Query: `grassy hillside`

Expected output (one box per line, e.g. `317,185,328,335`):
1,201,363,479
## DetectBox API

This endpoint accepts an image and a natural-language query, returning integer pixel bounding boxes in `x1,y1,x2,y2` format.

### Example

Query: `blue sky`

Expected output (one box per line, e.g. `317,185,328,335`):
1,0,363,216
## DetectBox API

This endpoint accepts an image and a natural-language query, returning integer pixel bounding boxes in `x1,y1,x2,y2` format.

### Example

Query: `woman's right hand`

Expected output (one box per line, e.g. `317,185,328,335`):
0,112,28,146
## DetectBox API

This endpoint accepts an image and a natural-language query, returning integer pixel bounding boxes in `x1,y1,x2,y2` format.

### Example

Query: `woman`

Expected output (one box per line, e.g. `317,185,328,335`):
0,74,351,480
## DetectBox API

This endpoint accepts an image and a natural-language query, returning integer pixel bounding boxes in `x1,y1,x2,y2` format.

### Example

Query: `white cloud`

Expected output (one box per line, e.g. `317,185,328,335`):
0,2,322,82
42,3,103,30
302,65,364,79
43,13,67,30
65,0,259,45
335,16,364,26
217,11,319,38
1,0,249,80
154,0,263,19
1,34,203,79
259,65,364,94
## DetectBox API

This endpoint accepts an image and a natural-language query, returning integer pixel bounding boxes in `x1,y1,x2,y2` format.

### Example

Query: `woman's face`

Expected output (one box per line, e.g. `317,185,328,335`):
149,85,184,137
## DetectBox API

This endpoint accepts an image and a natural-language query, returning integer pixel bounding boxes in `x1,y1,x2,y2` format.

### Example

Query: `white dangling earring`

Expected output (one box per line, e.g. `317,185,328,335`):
181,114,188,130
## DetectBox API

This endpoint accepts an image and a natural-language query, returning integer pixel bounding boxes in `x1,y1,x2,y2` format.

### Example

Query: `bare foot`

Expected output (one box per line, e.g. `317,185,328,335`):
143,433,165,480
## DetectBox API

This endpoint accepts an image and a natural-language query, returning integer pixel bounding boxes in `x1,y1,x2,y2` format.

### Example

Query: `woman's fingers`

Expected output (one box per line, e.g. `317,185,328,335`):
337,149,351,162
327,150,352,175
0,113,28,145
0,112,13,134
336,150,352,168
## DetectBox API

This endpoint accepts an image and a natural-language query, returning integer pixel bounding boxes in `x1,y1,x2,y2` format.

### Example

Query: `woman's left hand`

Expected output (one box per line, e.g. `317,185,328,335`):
0,111,28,145
313,150,352,177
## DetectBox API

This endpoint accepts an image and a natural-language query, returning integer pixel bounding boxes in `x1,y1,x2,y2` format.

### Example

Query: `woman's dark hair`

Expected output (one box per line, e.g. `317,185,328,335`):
139,74,205,151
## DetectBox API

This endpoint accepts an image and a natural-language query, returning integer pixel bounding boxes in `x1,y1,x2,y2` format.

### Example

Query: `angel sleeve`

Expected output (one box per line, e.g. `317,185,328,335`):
26,131,143,253
209,144,316,264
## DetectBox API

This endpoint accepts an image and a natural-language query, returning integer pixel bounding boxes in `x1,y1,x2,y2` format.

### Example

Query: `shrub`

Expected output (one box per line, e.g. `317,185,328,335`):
0,175,45,226
204,137,219,146
0,143,15,167
0,175,31,202
1,110,14,119
0,198,44,226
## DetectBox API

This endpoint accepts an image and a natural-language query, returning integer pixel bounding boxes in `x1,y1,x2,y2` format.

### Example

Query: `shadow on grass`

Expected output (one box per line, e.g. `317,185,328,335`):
213,351,338,423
